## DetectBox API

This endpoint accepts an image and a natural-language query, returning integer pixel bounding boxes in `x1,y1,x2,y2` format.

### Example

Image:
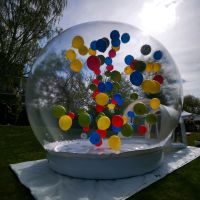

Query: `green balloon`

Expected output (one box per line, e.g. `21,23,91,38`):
98,55,105,65
113,82,120,91
97,75,103,80
135,61,146,72
133,102,148,115
89,83,97,91
78,112,91,127
121,123,133,137
105,70,111,77
134,116,140,124
78,108,87,115
130,92,139,100
52,105,66,118
146,113,157,124
111,70,121,82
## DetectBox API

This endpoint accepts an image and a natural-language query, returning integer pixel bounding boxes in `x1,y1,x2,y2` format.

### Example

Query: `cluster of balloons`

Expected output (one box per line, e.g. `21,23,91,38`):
51,29,166,152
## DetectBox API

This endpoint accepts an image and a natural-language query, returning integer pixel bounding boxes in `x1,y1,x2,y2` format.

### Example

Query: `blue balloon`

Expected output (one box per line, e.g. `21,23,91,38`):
98,82,106,92
121,33,130,43
111,39,121,47
89,132,101,145
130,71,143,86
127,111,135,118
96,39,107,52
112,125,121,133
113,93,122,102
153,50,163,60
105,82,113,91
124,55,134,65
110,30,120,40
90,40,97,50
105,57,112,65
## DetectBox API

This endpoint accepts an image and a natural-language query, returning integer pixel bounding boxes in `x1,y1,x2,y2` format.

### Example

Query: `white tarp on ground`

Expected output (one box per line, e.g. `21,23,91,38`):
10,147,200,200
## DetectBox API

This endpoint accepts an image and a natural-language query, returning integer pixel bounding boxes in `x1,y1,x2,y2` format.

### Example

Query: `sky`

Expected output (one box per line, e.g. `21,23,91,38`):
58,0,200,98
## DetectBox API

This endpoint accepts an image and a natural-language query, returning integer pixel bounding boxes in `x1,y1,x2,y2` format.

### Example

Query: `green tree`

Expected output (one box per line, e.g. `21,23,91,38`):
183,95,200,114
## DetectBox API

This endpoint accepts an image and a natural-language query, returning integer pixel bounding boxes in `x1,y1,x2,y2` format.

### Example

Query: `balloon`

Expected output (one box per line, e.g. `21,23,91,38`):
105,70,111,77
78,108,87,114
96,38,107,52
83,127,90,132
111,70,121,82
134,61,146,72
121,33,130,43
153,50,163,60
88,48,96,56
133,102,148,115
87,55,101,71
92,90,100,99
141,80,160,94
89,83,97,91
112,82,120,91
130,92,138,100
59,115,72,131
112,115,124,128
108,103,115,110
153,74,164,84
92,79,99,85
146,113,157,124
97,116,111,130
102,37,110,48
111,39,120,47
151,80,161,94
81,133,88,139
96,104,104,112
121,123,133,137
150,98,160,110
153,62,161,72
68,112,75,119
127,111,135,118
113,93,122,103
108,135,121,151
70,59,83,72
95,139,103,147
89,132,101,145
145,63,154,72
105,57,112,65
111,125,121,133
52,105,66,118
108,49,116,58
98,55,105,65
78,45,88,55
98,82,106,92
124,55,134,65
140,44,151,55
112,46,120,52
95,113,105,122
130,71,143,86
78,112,91,127
90,40,97,50
138,125,147,135
105,81,113,91
110,30,120,39
72,35,84,49
106,65,114,71
95,93,109,106
122,116,128,124
111,98,118,105
124,66,133,75
65,49,76,61
96,129,107,138
97,75,103,81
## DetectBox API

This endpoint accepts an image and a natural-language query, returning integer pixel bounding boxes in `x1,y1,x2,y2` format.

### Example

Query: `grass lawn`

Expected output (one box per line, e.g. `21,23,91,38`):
0,125,200,200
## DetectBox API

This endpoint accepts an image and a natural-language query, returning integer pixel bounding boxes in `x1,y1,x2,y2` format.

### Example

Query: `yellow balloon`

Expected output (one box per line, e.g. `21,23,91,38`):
151,80,161,94
107,103,115,110
65,49,76,61
70,59,83,72
150,98,160,110
72,35,84,49
59,115,72,131
97,116,111,130
95,93,109,106
145,63,154,72
112,46,120,52
88,48,96,56
78,45,88,56
122,116,128,125
124,66,133,75
108,135,121,151
141,80,150,93
153,62,161,72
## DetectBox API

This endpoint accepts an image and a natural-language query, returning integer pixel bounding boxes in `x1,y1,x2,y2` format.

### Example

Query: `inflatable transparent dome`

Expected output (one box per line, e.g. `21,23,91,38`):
26,21,183,178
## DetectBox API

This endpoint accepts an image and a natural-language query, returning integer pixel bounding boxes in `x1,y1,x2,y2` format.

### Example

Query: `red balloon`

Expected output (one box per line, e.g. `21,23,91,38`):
106,65,114,71
92,90,100,99
68,112,75,119
92,79,100,85
153,75,164,84
96,104,104,112
95,139,103,147
112,115,124,128
97,129,107,138
111,98,118,105
83,127,90,132
130,59,138,70
138,125,147,135
108,49,116,58
94,68,101,75
87,55,101,71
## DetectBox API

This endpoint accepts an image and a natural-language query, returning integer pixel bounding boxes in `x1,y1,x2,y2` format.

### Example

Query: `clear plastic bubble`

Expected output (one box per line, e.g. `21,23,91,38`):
26,21,182,178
